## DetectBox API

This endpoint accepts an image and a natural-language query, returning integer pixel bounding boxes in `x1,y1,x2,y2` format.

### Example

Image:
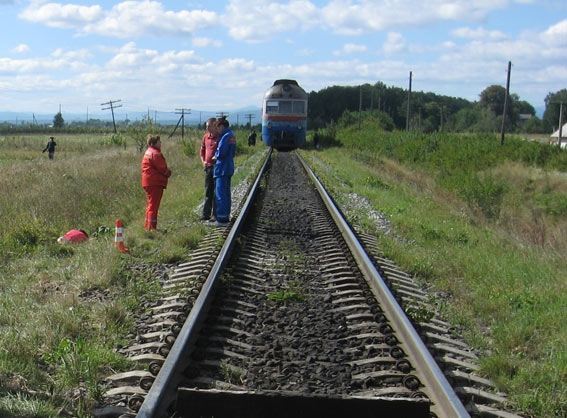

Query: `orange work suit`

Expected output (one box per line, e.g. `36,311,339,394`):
141,146,171,230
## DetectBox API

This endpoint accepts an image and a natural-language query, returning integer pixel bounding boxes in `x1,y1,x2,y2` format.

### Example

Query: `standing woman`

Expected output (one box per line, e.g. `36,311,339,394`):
141,134,171,230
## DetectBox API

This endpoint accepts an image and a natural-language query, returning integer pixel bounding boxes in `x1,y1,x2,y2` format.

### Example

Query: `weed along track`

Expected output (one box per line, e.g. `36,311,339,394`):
97,151,523,418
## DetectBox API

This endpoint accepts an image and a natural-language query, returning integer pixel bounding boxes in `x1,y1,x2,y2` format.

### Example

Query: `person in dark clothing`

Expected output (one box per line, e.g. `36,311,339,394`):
199,118,218,221
42,136,57,159
247,130,257,146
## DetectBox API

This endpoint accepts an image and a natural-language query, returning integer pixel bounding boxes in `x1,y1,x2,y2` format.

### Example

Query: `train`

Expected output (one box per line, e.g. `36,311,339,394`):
261,79,308,150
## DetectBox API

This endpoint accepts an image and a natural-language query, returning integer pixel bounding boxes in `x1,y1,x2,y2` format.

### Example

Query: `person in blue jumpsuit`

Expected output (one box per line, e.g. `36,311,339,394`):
213,117,236,226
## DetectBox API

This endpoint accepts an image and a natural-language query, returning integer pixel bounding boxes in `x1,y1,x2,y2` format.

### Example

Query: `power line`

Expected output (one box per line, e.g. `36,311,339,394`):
244,113,255,127
101,99,122,133
169,108,191,140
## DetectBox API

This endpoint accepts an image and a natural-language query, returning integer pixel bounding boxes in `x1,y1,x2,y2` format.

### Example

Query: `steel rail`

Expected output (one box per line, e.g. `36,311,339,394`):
297,152,470,418
136,148,272,418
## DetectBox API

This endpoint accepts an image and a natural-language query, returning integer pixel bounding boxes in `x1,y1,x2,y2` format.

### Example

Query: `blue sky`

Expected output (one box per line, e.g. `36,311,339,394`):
0,0,566,118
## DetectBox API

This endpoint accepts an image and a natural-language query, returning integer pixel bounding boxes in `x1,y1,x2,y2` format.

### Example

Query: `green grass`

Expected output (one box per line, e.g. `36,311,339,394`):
301,129,566,417
0,131,264,416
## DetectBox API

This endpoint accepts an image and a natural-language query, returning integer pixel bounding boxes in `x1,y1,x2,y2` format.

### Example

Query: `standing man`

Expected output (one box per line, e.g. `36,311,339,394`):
199,117,218,221
42,136,57,160
247,129,257,146
213,117,236,226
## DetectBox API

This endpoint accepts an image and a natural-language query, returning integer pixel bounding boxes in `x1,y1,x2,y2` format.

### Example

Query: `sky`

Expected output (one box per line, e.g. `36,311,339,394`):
0,0,566,119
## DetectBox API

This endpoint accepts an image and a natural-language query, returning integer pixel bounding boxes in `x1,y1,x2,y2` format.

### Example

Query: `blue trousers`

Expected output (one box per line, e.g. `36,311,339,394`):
214,175,232,223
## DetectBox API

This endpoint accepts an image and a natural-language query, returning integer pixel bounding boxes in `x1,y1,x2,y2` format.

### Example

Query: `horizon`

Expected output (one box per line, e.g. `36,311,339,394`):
1,1,565,116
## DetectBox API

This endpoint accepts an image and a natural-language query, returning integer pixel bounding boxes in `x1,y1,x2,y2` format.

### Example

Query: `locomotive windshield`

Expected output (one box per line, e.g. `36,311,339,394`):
265,100,306,115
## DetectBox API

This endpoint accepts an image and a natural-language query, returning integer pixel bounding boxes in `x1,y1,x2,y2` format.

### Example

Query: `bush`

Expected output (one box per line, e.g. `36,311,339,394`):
460,174,507,219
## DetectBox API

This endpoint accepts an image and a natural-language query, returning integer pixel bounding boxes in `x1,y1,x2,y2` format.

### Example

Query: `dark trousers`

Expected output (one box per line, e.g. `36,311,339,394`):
202,166,216,220
48,152,54,160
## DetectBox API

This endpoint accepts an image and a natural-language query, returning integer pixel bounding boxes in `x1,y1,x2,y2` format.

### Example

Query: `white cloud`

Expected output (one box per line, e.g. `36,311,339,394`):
333,43,367,56
541,19,567,45
20,1,218,38
322,0,509,35
192,37,223,48
453,27,507,40
20,1,103,29
383,32,406,54
225,0,318,42
13,44,30,54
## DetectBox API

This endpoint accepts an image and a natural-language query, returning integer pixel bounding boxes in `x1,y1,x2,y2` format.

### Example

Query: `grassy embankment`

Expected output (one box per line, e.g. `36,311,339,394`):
0,132,264,417
302,125,566,417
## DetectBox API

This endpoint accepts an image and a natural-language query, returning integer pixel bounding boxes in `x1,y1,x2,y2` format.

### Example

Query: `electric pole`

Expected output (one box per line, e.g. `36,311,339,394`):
500,61,512,146
101,99,122,133
245,113,255,128
406,71,412,131
558,102,564,148
216,112,228,119
358,85,362,130
175,108,191,140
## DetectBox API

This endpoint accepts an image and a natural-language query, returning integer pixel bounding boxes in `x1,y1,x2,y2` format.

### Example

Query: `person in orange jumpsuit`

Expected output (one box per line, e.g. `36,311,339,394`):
141,134,171,230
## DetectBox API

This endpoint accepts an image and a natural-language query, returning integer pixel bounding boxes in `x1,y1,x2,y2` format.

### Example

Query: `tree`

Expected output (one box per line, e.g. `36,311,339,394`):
479,85,507,115
543,89,567,131
53,112,64,128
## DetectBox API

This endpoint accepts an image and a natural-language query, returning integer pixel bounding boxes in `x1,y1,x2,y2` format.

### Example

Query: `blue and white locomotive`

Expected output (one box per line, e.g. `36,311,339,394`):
262,79,308,150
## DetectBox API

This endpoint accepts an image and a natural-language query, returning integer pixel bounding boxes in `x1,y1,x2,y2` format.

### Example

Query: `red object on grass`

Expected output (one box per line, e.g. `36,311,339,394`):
61,229,89,243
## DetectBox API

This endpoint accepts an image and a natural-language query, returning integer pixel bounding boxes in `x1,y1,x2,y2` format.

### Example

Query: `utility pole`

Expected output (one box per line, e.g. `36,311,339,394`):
406,71,412,131
358,85,362,130
101,99,122,133
154,110,157,125
236,114,240,127
500,61,512,146
86,106,89,124
175,108,191,140
245,113,255,128
216,112,228,119
558,102,564,148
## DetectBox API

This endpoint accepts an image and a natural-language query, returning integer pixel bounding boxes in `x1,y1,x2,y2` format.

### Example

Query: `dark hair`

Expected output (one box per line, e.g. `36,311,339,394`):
217,117,229,128
147,134,161,147
205,117,216,129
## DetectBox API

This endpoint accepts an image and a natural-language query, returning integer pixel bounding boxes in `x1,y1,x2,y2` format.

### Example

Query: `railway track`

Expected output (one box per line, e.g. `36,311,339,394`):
96,150,523,418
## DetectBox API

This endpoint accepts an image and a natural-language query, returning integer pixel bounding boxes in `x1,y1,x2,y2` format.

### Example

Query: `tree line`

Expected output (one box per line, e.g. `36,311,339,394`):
307,82,567,134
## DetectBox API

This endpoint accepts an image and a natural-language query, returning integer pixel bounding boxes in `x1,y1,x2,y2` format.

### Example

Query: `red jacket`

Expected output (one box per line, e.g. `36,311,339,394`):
141,146,171,188
200,132,218,167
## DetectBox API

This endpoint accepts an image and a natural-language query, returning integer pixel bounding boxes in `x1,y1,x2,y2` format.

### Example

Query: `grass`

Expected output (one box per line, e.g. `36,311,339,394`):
301,128,566,417
0,131,264,416
267,280,305,303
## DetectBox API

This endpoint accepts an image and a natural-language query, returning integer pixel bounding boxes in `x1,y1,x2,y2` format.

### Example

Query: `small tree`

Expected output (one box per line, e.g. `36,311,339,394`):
53,112,64,129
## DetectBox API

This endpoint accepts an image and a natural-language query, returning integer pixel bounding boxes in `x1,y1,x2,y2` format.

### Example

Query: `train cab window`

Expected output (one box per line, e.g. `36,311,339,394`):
279,101,292,113
293,101,305,114
266,101,279,113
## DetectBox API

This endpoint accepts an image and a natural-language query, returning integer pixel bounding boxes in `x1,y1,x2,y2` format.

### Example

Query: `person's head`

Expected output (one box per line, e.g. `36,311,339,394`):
218,117,229,129
147,134,161,149
49,136,54,140
216,117,229,133
205,118,216,133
